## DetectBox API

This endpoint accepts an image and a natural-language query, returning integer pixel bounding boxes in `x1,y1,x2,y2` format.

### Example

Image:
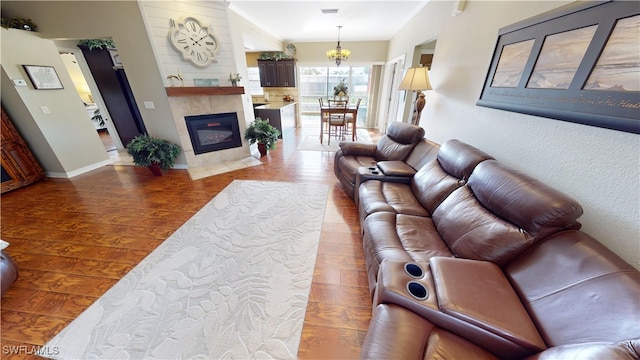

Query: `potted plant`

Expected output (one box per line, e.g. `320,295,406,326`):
229,72,242,86
244,118,280,157
333,78,348,98
126,134,181,176
78,38,116,50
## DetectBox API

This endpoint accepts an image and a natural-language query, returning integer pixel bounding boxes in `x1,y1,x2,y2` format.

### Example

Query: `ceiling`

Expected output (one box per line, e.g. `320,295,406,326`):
227,0,430,43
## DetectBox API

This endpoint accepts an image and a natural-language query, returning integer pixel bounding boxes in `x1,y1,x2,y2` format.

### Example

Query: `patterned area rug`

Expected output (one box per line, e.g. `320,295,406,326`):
297,128,372,152
42,180,329,359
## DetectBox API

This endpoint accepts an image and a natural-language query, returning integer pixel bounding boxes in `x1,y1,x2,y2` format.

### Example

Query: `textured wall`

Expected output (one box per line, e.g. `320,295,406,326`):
421,1,640,268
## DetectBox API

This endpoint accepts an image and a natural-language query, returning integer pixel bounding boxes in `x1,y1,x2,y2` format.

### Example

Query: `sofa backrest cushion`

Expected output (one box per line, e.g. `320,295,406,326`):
411,140,494,214
404,139,440,171
438,140,495,181
468,160,583,237
505,230,640,347
432,160,583,265
375,122,425,161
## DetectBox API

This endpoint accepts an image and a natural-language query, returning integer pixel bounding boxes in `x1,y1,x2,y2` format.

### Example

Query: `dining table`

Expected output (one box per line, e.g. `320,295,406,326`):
319,105,358,143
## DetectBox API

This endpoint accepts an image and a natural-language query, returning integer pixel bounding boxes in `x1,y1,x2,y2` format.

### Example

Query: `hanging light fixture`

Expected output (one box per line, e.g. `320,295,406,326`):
326,26,351,67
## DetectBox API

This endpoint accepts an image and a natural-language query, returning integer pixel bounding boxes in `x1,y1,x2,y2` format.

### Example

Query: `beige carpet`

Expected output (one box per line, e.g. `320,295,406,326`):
297,128,372,152
42,180,328,359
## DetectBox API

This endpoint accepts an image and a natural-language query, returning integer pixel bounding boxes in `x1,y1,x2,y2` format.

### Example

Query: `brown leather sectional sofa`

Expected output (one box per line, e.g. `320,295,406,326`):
334,122,640,359
1,249,18,296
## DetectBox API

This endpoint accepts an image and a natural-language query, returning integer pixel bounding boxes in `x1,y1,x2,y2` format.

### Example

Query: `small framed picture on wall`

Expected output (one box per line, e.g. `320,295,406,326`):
22,65,64,90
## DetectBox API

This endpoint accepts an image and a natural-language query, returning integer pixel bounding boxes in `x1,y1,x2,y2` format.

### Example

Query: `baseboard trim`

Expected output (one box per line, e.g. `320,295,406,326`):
46,159,114,179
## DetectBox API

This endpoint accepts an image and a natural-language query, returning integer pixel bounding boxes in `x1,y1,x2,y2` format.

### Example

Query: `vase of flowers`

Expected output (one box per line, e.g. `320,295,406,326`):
229,72,242,86
333,78,348,98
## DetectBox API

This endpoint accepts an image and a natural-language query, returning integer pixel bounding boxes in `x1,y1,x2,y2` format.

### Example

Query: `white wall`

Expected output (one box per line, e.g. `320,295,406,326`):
292,41,389,66
138,1,240,88
1,28,110,177
391,1,640,268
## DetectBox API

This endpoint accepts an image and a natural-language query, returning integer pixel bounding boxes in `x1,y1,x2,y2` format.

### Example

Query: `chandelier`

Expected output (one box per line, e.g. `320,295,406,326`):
326,26,351,67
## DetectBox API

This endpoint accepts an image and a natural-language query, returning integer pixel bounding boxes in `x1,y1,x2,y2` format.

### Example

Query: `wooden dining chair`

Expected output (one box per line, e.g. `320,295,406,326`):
318,98,330,144
327,99,348,144
345,98,361,141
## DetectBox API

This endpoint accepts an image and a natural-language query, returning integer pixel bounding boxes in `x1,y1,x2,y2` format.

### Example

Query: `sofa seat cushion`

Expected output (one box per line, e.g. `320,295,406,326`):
505,230,640,347
337,154,377,187
360,304,499,360
359,181,430,220
363,211,453,294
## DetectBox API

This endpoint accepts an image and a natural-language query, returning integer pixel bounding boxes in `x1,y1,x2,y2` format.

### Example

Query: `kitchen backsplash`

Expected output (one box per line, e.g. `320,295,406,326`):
252,87,300,103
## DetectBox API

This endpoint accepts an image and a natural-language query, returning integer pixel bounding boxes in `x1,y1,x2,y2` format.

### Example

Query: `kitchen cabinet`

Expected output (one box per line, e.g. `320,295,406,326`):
253,102,297,139
1,107,45,193
257,59,296,87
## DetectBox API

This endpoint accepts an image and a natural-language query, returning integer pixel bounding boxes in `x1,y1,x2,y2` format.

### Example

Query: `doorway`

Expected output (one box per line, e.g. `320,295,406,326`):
60,51,119,154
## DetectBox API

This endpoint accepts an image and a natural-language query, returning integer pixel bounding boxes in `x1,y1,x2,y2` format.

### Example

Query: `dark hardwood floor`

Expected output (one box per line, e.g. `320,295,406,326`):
0,126,379,359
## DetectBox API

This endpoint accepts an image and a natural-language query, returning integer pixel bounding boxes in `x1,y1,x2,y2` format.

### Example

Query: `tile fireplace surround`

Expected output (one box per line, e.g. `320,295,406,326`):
166,87,261,179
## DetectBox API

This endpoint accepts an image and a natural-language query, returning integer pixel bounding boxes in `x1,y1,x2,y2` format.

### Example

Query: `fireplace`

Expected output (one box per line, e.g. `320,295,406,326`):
185,112,242,155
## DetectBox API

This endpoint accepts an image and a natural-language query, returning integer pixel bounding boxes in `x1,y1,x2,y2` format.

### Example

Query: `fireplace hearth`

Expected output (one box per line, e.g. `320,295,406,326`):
185,112,242,155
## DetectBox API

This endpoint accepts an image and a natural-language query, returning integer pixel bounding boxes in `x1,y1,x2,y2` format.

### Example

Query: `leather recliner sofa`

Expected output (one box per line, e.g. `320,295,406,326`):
1,249,18,296
332,125,640,359
334,122,437,201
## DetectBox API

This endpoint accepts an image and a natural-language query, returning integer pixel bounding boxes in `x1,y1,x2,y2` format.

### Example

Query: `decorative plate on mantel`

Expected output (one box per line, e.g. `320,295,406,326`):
284,43,296,58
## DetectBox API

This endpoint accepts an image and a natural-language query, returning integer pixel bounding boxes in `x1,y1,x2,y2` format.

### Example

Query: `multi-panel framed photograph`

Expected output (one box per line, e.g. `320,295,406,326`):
477,1,640,134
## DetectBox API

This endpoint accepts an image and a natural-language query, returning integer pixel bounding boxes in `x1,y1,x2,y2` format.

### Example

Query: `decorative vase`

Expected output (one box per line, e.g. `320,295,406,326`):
231,80,238,87
147,163,163,176
257,143,268,157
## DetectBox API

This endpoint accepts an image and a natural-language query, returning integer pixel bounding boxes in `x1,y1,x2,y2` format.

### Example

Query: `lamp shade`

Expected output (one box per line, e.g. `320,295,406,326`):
399,66,432,91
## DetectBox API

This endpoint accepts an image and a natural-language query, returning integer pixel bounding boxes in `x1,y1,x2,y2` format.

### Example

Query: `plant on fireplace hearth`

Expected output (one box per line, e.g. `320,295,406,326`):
244,118,280,157
126,134,181,175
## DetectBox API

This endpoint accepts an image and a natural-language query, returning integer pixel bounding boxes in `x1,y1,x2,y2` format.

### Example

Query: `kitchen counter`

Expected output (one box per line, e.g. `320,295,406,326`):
253,102,297,139
253,101,296,110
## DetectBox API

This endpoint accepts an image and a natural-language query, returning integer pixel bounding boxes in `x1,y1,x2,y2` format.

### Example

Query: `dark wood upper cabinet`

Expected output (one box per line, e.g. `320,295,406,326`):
257,59,296,87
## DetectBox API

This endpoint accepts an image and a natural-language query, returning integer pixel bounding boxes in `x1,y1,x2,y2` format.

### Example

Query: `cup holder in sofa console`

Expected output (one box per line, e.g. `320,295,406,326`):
406,281,429,300
404,263,424,278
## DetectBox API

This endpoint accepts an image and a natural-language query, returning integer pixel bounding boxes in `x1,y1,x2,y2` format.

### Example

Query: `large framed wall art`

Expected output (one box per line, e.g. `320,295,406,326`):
477,1,640,134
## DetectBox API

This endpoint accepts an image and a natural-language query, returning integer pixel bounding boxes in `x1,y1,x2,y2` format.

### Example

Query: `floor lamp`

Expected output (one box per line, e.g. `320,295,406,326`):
399,65,432,126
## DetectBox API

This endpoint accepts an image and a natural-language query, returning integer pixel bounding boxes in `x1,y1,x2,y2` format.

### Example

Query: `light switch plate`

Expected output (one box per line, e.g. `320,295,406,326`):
13,79,27,87
40,106,50,115
144,101,155,109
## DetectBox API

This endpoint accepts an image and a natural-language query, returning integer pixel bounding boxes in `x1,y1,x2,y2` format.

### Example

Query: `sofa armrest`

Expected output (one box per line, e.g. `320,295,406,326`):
373,259,543,359
377,160,417,177
339,142,377,157
525,341,640,360
1,250,18,296
431,257,546,355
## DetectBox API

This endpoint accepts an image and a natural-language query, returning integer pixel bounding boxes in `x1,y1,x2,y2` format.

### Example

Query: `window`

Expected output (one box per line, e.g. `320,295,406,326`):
247,67,263,96
298,66,371,126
